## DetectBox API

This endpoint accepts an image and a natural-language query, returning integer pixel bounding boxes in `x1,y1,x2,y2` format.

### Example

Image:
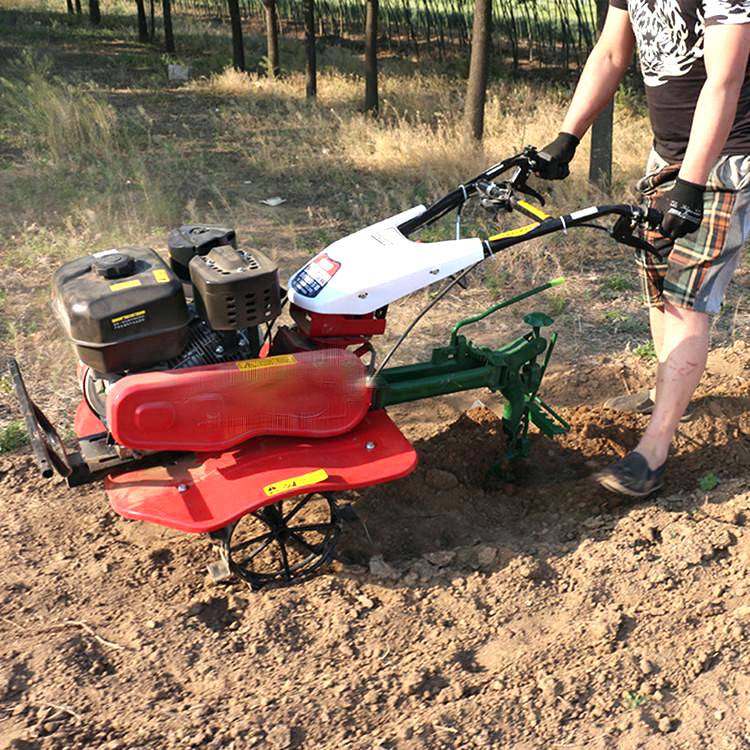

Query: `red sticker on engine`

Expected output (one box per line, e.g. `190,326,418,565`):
291,253,341,298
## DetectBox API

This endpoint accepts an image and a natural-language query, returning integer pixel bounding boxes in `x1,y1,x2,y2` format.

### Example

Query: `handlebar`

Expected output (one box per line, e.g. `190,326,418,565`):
484,203,664,257
397,146,667,258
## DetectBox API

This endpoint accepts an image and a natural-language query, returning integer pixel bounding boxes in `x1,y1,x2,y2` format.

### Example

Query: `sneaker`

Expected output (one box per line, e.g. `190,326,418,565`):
603,389,695,422
595,451,666,498
603,389,654,414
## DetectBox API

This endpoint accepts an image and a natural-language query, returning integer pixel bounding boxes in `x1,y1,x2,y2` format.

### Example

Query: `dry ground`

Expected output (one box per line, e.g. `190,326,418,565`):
2,6,750,750
2,343,750,750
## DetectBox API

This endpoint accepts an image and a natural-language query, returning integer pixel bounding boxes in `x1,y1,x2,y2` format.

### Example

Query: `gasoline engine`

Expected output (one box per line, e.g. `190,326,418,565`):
52,225,282,470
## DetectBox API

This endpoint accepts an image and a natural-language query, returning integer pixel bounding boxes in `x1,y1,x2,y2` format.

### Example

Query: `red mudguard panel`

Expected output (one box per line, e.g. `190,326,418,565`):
105,410,417,533
74,399,106,438
107,350,372,452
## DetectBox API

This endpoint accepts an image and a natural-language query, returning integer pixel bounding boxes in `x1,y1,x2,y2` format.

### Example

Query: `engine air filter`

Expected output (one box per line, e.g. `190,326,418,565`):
189,245,281,330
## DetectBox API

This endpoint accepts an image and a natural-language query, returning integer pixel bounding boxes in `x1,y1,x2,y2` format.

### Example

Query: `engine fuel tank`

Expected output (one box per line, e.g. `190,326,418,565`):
52,247,190,373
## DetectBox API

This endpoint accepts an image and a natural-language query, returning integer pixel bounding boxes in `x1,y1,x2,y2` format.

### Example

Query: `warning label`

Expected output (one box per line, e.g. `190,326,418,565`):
236,354,297,371
111,309,146,330
290,253,341,298
263,468,328,497
110,279,142,292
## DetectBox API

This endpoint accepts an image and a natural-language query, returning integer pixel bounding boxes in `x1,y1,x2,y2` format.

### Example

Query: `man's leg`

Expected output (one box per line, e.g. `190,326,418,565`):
649,305,665,359
634,301,709,469
643,304,666,404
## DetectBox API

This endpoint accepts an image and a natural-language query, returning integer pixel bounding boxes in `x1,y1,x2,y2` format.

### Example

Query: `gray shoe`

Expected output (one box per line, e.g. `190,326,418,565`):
595,451,666,498
603,389,654,414
603,389,695,422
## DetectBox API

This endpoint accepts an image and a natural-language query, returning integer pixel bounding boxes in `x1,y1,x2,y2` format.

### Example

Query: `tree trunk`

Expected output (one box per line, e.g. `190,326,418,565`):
589,0,613,191
66,0,75,15
135,0,149,41
74,0,82,14
364,0,378,113
304,0,317,98
464,0,492,140
227,0,245,70
162,0,175,54
89,0,101,25
149,0,155,40
263,0,280,77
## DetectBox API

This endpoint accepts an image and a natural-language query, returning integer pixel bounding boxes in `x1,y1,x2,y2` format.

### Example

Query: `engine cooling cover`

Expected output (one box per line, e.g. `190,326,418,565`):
106,349,372,452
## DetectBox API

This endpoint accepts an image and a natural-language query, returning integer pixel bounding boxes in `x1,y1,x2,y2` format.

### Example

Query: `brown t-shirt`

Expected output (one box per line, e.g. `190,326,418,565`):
609,0,750,161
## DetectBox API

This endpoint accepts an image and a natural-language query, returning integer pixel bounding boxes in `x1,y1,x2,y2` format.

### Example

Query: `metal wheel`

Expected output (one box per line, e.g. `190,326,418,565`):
213,493,342,589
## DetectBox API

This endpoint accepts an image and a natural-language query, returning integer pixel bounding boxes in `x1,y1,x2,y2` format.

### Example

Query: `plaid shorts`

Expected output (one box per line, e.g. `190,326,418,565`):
636,149,750,314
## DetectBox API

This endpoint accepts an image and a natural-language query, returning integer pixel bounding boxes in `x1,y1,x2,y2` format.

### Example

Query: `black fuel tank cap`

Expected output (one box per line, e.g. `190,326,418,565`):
93,251,136,279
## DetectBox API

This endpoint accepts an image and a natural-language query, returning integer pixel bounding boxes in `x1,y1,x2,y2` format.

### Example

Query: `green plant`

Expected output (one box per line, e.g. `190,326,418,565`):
634,340,657,361
484,267,510,300
623,691,649,710
0,421,28,453
604,310,629,323
602,275,633,292
699,473,720,491
549,293,569,317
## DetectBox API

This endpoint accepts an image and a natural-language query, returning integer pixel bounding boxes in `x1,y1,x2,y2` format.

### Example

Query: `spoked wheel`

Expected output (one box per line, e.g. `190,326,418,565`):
213,493,342,589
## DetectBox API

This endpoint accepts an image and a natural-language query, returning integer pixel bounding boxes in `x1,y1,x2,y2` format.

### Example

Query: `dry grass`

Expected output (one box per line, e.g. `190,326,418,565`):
0,7,698,435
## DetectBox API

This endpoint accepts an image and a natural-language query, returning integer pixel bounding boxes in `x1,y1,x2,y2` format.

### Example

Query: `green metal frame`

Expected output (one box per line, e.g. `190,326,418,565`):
372,278,570,467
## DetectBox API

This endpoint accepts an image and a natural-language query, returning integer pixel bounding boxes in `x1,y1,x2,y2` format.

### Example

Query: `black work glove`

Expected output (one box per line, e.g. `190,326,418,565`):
659,178,704,239
535,132,580,180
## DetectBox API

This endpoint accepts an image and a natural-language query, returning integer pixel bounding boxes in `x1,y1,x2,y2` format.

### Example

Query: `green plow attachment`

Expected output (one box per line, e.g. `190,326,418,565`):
371,278,570,476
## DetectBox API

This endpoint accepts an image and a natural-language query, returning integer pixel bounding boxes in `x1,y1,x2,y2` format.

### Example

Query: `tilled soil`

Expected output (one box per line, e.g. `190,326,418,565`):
2,342,750,750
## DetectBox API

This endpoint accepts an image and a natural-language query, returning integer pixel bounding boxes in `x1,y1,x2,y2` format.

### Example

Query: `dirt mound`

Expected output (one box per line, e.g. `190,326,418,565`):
2,343,750,749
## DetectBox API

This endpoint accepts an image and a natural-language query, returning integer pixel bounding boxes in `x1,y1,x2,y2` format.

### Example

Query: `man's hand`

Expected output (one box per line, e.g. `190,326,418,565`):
536,132,580,180
660,178,705,239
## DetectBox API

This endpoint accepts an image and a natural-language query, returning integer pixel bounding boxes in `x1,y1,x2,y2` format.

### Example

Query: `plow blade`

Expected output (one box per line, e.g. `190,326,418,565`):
107,349,372,453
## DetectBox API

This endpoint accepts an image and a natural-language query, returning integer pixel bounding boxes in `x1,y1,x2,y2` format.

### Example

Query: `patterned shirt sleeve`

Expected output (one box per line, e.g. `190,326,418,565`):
704,0,750,26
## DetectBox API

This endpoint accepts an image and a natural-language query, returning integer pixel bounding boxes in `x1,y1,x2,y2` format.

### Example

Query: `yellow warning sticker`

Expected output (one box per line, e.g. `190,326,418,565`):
263,468,328,497
110,279,142,292
152,269,170,284
236,354,297,371
111,309,146,329
488,222,539,241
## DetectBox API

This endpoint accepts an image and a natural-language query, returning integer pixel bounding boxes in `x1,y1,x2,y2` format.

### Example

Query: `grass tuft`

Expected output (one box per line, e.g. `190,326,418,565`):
0,421,28,453
633,340,657,361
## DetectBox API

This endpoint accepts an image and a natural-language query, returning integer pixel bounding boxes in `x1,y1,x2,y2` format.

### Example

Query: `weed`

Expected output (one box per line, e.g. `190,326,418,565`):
698,473,720,492
0,52,116,165
623,691,649,710
484,267,510,300
602,275,634,293
603,310,629,323
0,421,28,453
634,340,657,361
549,293,569,318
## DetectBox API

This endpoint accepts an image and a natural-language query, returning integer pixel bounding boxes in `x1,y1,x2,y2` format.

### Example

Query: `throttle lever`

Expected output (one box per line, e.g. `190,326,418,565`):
515,181,546,207
610,213,664,258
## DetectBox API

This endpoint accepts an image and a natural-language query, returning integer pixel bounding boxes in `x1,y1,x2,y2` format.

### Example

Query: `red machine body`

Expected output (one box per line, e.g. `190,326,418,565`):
106,349,372,453
68,334,418,536
105,409,416,533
